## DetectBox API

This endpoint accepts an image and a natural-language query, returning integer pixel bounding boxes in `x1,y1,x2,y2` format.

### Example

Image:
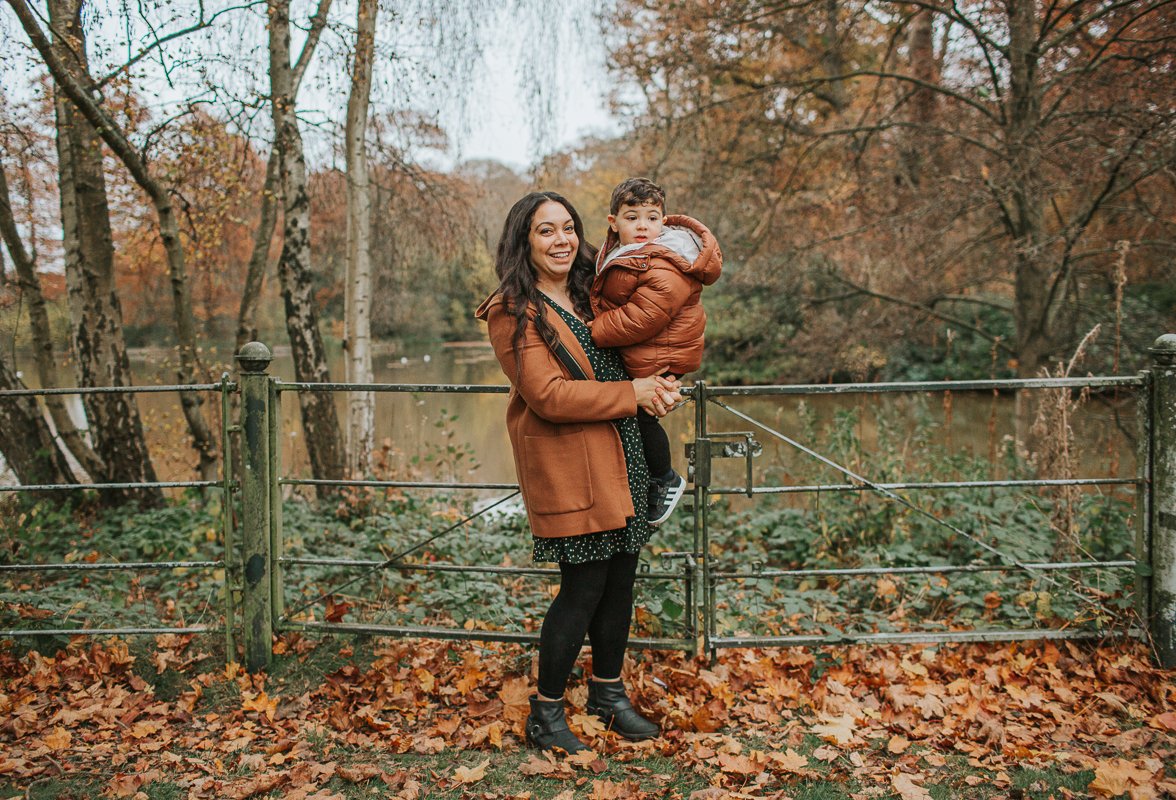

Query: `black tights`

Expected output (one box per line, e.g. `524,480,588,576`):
536,552,639,699
637,409,673,481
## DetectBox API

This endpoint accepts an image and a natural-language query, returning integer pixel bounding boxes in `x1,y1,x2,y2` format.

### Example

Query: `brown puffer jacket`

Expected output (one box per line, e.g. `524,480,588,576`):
590,214,722,378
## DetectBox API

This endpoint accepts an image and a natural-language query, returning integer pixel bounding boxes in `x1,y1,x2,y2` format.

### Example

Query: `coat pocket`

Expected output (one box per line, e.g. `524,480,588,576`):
523,431,594,514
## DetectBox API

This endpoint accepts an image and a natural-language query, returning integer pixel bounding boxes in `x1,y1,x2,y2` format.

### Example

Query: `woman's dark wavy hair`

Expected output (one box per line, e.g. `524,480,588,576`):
495,191,597,366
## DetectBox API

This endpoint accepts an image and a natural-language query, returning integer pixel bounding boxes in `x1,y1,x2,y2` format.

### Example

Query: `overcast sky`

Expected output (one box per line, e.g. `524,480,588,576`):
0,1,625,173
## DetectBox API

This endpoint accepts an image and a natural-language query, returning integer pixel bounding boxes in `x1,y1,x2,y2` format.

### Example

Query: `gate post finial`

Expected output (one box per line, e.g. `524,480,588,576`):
1148,334,1176,667
236,341,273,673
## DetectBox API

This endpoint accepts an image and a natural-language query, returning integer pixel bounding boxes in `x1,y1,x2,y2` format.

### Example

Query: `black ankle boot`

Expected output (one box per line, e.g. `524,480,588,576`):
587,680,659,741
525,697,590,754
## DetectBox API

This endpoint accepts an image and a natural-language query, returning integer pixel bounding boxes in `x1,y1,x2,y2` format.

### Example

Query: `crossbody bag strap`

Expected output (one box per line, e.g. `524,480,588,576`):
529,312,588,380
552,338,588,380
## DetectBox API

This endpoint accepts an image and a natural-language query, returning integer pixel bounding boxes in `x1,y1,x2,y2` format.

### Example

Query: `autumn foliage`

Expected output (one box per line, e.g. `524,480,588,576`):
1,635,1173,798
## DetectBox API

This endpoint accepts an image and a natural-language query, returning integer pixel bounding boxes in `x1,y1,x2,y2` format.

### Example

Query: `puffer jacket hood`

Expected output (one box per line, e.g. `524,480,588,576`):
596,215,722,286
589,214,723,379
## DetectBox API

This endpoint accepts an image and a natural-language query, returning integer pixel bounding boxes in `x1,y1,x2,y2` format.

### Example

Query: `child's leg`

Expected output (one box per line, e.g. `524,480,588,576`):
636,409,673,482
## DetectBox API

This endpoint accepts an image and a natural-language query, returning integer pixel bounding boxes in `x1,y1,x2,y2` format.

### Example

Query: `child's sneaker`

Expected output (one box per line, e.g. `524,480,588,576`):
647,470,686,526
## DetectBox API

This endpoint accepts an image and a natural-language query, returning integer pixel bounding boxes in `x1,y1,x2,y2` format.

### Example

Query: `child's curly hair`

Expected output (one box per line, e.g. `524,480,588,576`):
609,177,666,215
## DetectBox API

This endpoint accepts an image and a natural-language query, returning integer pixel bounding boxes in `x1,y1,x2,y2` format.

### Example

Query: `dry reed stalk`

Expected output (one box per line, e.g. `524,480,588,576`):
1030,325,1101,561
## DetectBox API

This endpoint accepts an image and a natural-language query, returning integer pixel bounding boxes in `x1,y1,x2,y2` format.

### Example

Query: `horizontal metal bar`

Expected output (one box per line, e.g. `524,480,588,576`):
708,627,1139,648
709,560,1136,579
275,381,508,394
0,481,222,492
280,621,690,650
0,560,223,573
279,557,679,579
704,375,1142,396
0,626,214,637
279,478,518,490
708,477,1141,496
0,383,226,398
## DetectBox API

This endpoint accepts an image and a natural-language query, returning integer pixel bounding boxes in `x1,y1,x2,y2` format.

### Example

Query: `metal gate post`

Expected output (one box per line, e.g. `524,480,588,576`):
268,377,284,627
691,379,711,659
1148,334,1176,667
236,342,274,672
220,373,238,663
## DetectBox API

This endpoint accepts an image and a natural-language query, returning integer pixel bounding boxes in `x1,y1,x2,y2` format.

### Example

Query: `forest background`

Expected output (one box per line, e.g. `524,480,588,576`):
0,0,1174,493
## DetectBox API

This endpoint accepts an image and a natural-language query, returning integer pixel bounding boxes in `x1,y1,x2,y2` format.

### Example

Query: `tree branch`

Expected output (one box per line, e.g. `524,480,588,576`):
823,273,1016,354
291,0,334,96
5,0,163,207
95,1,265,90
801,69,1000,123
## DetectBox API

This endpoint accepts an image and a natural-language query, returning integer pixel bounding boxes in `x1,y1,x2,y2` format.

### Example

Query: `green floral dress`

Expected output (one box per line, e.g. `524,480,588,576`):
531,296,652,564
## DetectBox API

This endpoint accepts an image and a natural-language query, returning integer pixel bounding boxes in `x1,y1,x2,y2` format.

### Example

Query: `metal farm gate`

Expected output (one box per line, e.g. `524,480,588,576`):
3,334,1175,671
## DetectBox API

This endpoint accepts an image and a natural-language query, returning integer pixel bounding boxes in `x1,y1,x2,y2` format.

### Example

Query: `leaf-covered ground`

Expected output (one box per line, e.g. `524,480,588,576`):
1,635,1173,800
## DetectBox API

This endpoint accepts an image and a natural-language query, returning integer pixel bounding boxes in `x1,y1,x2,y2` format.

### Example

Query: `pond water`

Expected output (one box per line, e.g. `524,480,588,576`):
4,340,1139,499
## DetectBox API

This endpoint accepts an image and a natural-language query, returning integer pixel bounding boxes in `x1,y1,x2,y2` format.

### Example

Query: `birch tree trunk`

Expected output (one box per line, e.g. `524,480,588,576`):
236,149,281,353
344,0,378,477
267,0,345,495
42,0,161,506
13,0,219,482
0,158,104,481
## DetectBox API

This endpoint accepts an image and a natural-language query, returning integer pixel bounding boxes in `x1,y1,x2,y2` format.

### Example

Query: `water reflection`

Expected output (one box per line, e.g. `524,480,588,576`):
6,342,1138,496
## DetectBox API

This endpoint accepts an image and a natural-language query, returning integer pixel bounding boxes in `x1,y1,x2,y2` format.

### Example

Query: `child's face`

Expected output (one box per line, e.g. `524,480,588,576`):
608,202,665,246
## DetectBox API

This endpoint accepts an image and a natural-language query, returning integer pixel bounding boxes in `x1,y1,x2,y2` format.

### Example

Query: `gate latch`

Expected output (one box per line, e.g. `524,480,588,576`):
685,432,762,496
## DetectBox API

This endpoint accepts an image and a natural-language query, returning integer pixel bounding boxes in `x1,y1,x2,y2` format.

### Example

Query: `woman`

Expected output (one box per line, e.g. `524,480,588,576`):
475,191,681,754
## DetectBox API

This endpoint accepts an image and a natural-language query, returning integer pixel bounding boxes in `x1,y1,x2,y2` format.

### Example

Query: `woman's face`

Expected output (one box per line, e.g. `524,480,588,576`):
527,200,578,287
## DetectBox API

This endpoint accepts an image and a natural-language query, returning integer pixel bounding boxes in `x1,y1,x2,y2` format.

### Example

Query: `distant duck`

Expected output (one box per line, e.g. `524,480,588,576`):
399,356,409,365
423,354,431,363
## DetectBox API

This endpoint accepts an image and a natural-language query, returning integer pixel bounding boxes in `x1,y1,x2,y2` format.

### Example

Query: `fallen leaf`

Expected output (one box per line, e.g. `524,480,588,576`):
1149,711,1176,732
451,758,489,785
571,712,608,739
519,753,570,777
812,745,840,762
769,748,808,773
337,764,382,783
42,727,71,751
689,790,734,800
716,752,759,775
1089,758,1156,797
888,735,911,754
891,772,933,800
810,714,857,746
242,690,278,721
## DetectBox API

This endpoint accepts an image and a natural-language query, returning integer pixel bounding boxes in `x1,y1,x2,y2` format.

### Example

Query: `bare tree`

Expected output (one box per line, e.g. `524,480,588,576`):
3,0,164,504
604,0,1176,377
343,0,378,476
267,0,345,493
9,0,220,480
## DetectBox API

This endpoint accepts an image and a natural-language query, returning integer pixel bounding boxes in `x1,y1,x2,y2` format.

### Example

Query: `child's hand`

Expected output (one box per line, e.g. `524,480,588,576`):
633,376,682,417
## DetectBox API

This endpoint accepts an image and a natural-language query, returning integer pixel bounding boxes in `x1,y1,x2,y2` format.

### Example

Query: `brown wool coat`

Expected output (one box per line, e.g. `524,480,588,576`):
474,293,637,538
590,214,723,378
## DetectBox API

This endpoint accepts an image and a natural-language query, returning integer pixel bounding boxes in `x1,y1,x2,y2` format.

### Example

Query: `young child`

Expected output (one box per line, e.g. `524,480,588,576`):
590,177,723,525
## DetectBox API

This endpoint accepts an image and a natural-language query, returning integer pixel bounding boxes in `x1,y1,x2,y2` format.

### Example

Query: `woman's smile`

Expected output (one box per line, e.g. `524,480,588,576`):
529,200,579,286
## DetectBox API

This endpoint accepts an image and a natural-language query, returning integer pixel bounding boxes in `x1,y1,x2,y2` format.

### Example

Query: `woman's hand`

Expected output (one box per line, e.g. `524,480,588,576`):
632,373,683,417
